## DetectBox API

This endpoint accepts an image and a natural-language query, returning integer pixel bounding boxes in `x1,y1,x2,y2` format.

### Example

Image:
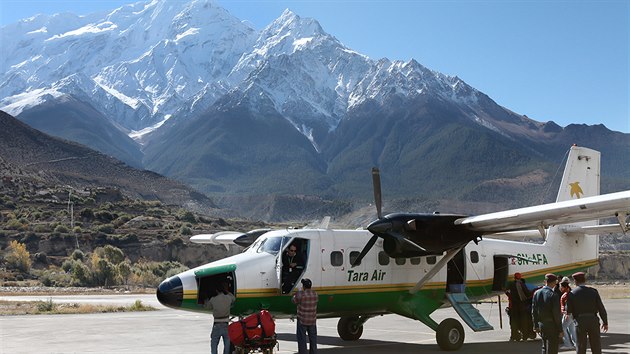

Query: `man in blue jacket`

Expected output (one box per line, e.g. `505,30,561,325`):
566,272,608,354
532,273,563,354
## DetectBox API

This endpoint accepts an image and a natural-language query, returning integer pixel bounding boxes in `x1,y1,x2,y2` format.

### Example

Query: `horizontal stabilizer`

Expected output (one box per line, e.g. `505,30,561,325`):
559,223,627,236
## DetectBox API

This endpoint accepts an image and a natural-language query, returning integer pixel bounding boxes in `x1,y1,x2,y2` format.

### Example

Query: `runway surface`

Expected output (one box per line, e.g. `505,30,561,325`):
1,294,628,353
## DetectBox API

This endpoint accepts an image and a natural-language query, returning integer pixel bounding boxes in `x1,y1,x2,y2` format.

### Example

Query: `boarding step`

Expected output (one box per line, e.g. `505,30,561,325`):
446,293,494,332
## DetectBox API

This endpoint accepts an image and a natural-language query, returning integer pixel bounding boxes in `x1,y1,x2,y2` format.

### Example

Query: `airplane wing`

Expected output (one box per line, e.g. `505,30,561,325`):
190,231,242,244
455,190,630,233
189,229,272,247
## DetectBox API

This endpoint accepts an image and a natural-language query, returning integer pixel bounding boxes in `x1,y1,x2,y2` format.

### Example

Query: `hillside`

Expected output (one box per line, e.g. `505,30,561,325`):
0,111,216,213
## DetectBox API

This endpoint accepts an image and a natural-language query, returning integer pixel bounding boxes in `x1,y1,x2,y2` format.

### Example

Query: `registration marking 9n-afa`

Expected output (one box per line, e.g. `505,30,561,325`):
157,146,630,351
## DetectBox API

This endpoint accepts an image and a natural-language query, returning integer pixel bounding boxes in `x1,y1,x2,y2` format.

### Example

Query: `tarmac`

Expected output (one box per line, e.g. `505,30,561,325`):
1,294,628,353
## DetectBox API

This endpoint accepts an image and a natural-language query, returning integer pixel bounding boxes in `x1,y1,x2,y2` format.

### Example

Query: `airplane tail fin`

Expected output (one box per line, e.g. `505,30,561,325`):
555,145,600,202
546,145,600,261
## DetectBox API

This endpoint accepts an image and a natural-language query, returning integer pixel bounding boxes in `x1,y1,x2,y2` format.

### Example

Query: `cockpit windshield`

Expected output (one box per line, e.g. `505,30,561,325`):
255,236,291,255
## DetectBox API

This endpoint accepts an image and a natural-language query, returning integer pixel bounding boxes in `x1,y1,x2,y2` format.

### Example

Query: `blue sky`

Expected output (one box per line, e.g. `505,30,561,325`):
1,0,628,133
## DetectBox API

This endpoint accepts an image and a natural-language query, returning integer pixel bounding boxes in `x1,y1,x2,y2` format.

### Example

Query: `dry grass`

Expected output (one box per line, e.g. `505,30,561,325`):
594,283,630,299
0,299,155,316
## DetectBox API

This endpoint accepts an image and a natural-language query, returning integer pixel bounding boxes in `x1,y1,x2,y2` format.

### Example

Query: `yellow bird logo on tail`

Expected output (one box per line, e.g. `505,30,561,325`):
569,182,584,199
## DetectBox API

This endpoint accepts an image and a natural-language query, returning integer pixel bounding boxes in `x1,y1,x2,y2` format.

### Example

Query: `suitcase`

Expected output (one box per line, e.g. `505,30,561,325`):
228,310,275,346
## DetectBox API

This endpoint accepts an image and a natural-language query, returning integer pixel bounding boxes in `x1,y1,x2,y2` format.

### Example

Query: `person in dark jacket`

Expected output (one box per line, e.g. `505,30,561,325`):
506,272,535,341
281,243,304,293
566,272,608,354
532,273,563,354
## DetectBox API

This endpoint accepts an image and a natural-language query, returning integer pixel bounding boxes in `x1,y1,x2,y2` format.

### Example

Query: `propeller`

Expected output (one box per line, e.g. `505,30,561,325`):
352,168,385,267
372,167,382,219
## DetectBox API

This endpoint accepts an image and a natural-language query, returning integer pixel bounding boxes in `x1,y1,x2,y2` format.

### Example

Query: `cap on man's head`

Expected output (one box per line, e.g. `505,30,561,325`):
572,272,586,282
561,276,571,285
545,273,558,282
301,278,312,289
514,272,522,280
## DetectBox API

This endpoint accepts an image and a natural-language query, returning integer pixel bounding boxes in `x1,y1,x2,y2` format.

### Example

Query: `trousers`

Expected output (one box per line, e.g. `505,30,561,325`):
211,322,230,354
296,320,317,354
575,315,602,354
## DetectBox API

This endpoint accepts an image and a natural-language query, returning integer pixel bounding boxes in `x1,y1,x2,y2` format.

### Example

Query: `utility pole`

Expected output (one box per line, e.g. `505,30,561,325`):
68,191,78,249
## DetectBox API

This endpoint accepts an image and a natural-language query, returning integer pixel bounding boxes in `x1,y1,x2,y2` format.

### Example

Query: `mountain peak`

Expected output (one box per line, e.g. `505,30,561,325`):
265,8,325,39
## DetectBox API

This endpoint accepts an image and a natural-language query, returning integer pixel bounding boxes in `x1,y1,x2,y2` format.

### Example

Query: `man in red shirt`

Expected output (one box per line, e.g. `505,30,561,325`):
292,278,318,354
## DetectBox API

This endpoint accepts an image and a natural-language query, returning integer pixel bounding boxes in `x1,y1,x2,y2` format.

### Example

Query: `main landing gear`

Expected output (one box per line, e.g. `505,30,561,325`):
337,315,465,351
337,316,370,341
436,318,465,351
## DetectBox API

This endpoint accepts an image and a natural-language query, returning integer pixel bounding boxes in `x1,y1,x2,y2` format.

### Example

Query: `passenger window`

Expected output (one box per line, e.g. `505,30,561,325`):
378,251,390,265
410,257,421,265
349,251,361,266
330,251,343,267
427,256,437,264
470,251,479,263
395,258,406,265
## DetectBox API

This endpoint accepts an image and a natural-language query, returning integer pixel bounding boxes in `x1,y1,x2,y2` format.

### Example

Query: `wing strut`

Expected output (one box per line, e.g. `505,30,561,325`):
409,244,466,295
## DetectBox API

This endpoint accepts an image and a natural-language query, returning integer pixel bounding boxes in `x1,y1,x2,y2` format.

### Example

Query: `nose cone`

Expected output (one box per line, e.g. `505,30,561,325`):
156,276,183,309
367,218,392,235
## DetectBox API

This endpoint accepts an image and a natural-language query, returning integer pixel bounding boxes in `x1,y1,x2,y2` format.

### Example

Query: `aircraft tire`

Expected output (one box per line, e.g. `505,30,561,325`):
337,316,363,341
436,318,465,351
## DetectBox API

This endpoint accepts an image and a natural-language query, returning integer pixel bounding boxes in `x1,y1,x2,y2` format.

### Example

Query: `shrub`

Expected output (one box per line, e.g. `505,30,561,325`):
180,226,192,236
113,214,132,227
5,240,31,272
37,298,56,312
94,210,114,223
97,224,115,234
39,269,72,287
33,252,48,265
177,210,197,223
70,249,86,261
146,208,167,218
54,224,69,233
33,224,50,233
71,262,92,286
117,260,132,285
79,208,94,220
5,219,25,231
73,226,82,233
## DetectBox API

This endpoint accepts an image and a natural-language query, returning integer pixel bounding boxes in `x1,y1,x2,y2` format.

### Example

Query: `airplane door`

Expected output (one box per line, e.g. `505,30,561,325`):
277,237,309,294
446,248,466,293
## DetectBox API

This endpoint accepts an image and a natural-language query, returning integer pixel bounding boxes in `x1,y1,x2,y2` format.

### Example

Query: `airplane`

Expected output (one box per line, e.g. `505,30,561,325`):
157,145,630,351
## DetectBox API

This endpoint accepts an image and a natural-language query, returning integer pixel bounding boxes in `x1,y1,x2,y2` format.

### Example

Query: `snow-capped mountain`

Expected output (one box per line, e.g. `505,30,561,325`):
1,0,495,142
1,0,256,130
2,0,628,206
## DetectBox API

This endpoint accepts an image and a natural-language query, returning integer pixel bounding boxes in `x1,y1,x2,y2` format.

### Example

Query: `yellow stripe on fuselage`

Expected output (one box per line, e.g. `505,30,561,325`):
182,259,598,300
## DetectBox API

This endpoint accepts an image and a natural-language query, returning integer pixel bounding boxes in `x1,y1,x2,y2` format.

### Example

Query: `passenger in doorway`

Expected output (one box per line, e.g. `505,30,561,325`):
506,272,535,341
532,273,563,354
204,281,235,354
292,278,318,354
282,244,304,294
566,272,608,354
559,277,577,350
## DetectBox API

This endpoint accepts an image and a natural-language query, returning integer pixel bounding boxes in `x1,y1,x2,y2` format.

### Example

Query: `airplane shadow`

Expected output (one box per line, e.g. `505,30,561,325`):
275,332,629,354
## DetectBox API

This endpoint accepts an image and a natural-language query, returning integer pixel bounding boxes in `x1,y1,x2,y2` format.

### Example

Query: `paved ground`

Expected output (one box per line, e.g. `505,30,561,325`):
1,295,628,353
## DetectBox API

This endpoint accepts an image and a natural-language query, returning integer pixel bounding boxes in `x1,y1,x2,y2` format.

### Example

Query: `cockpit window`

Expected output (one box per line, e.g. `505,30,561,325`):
257,236,285,255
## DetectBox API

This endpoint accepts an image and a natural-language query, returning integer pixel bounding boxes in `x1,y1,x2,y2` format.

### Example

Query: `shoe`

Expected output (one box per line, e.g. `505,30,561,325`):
559,345,575,350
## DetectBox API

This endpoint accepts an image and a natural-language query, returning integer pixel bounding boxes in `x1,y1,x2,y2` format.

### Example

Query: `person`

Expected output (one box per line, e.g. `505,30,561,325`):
204,281,236,354
559,276,577,350
566,272,608,354
282,243,305,293
292,278,318,354
532,273,563,354
506,272,535,341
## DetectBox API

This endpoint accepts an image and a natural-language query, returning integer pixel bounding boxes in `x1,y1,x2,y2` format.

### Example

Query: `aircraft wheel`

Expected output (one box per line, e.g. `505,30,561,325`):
337,316,363,341
436,318,465,351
